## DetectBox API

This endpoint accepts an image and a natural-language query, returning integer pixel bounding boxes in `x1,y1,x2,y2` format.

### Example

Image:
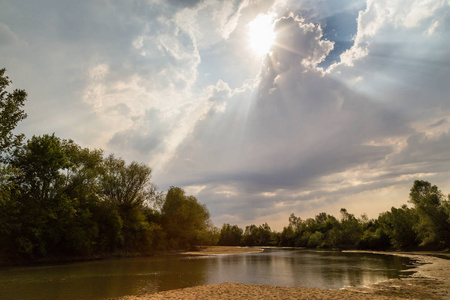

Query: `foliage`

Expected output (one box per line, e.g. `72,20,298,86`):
0,68,27,211
378,205,418,249
241,223,278,246
409,180,450,247
0,164,19,204
276,181,450,250
100,155,157,251
218,224,243,246
161,187,212,249
0,132,153,259
0,68,27,157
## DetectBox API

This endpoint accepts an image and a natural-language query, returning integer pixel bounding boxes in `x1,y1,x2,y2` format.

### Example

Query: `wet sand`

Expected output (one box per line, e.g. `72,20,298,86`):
115,247,450,300
180,246,264,255
345,251,450,299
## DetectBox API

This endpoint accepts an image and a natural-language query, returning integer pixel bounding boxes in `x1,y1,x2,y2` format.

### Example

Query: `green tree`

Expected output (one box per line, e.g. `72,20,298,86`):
241,223,277,246
280,213,304,246
0,68,27,205
100,155,157,251
242,224,258,246
198,224,220,246
7,135,70,257
12,134,70,202
0,68,27,156
409,180,450,247
4,135,109,257
324,209,363,249
280,225,295,246
161,187,211,249
307,231,324,248
356,219,391,250
0,164,19,203
378,205,418,249
289,213,302,231
219,224,243,246
340,208,363,248
101,154,156,210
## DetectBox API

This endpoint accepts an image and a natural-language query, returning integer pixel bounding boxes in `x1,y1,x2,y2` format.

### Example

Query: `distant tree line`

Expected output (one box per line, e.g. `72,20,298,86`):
219,180,450,250
0,69,216,262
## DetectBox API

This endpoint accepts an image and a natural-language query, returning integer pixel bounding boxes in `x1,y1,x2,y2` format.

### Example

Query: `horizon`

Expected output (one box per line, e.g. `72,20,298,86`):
1,0,449,231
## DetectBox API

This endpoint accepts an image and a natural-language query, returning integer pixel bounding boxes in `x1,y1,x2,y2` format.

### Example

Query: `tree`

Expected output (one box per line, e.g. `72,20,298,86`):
241,223,277,246
409,180,450,247
288,213,302,232
100,155,157,251
4,135,135,257
0,68,27,156
161,187,211,249
307,231,324,248
378,205,418,249
101,154,156,210
4,135,110,257
11,134,70,203
0,164,19,204
356,218,391,250
0,68,27,204
219,224,243,246
280,226,295,246
329,208,363,249
3,135,73,257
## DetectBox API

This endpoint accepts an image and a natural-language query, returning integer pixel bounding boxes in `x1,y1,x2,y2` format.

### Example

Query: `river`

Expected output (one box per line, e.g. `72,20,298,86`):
0,249,415,299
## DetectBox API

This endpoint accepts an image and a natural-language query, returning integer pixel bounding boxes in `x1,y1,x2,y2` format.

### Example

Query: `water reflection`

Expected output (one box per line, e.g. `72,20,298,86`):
203,249,411,289
0,250,412,300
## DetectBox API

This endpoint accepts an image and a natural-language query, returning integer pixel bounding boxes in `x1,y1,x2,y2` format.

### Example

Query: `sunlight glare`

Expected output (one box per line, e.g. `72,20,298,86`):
248,14,275,56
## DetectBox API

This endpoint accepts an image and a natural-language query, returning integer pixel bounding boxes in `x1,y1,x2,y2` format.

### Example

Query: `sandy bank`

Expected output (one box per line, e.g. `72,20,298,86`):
345,251,450,299
180,246,264,256
117,282,397,299
115,249,450,300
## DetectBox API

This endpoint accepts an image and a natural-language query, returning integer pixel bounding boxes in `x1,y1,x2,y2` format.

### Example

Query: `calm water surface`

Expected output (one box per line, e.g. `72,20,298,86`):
0,249,415,300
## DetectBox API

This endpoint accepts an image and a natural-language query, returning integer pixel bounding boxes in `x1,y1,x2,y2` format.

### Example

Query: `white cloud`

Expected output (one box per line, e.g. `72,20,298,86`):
336,0,448,68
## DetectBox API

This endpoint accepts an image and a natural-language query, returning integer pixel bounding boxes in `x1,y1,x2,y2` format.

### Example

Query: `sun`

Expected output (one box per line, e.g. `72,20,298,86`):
248,14,276,56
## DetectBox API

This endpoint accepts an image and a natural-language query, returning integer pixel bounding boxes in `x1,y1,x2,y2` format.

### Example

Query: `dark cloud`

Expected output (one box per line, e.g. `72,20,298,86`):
390,133,450,171
167,0,205,8
430,119,447,128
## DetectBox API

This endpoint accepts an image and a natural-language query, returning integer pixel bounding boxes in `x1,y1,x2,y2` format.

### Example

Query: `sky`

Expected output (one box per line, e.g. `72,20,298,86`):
1,0,449,230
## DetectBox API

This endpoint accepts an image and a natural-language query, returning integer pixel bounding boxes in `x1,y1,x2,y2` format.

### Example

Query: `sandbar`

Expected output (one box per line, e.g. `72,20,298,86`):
180,246,264,256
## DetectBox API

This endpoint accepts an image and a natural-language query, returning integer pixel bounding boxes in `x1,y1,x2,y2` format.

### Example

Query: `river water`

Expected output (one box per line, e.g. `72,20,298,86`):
0,249,414,300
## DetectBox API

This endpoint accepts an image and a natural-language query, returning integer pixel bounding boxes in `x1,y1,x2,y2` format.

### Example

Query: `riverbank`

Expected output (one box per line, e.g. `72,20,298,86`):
180,246,264,255
115,248,450,300
345,250,450,299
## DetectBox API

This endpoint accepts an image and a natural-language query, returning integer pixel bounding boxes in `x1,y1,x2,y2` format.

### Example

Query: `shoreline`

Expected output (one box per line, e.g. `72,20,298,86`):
343,250,450,299
115,247,450,300
180,246,264,256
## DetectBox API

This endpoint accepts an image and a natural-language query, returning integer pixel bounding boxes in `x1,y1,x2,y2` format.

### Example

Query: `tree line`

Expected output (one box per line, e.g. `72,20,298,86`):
1,68,449,263
218,181,450,250
0,133,217,260
0,69,216,262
